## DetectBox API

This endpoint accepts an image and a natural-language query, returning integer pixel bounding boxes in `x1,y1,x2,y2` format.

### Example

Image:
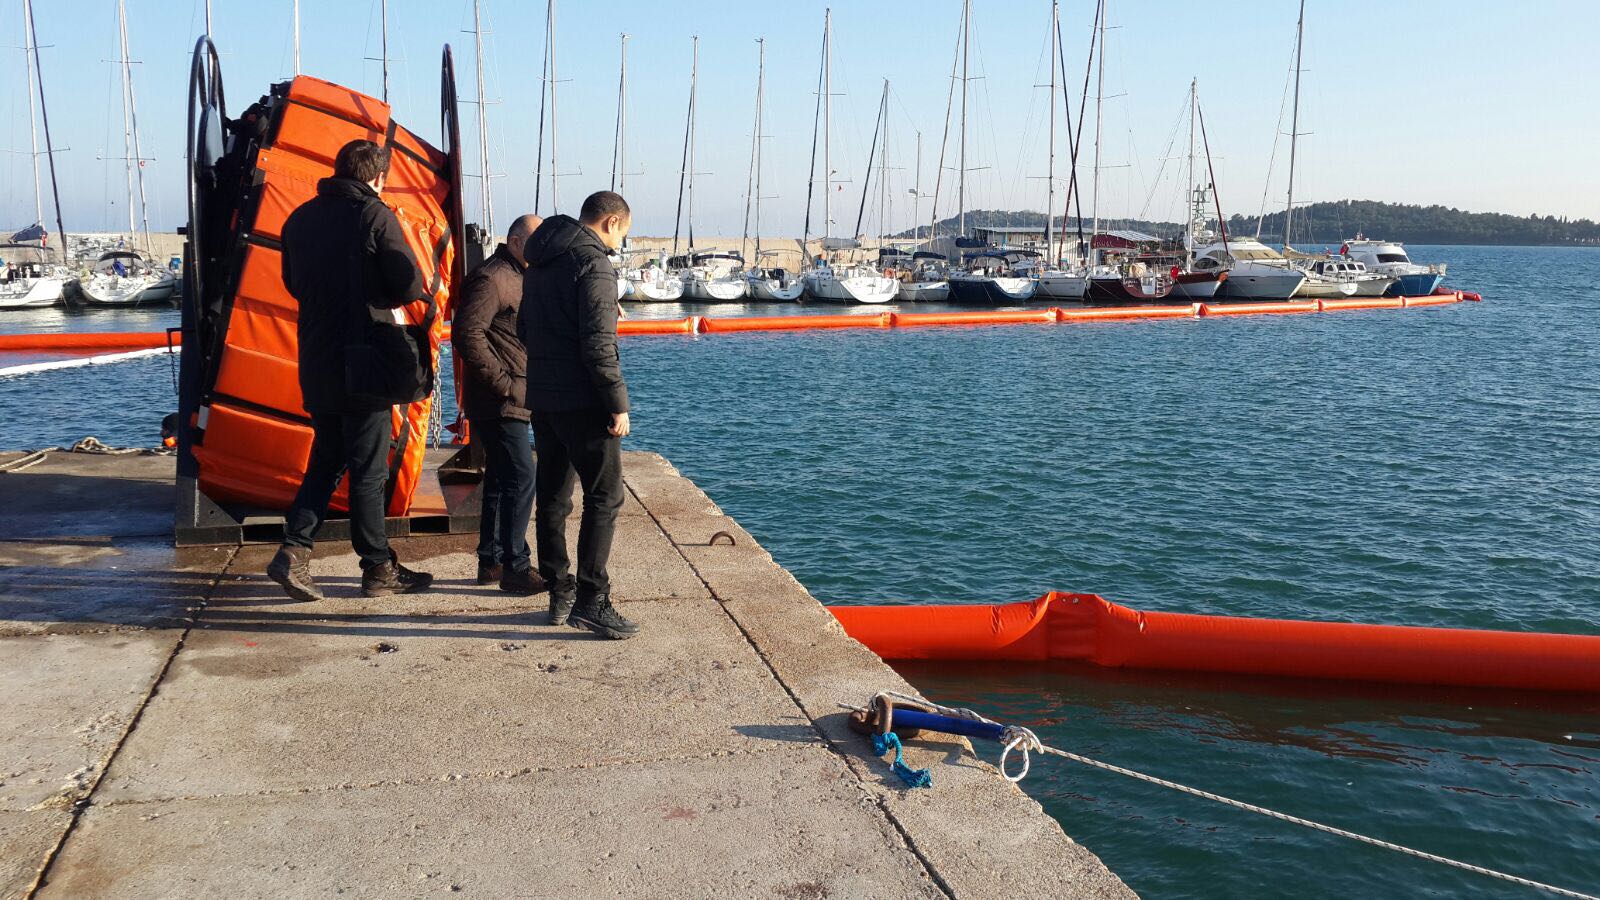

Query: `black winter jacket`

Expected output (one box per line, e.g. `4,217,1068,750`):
454,244,529,421
281,177,425,414
518,216,628,414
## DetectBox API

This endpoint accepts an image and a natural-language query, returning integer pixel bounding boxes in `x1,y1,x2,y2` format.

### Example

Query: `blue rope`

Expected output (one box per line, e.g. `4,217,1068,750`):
872,731,932,788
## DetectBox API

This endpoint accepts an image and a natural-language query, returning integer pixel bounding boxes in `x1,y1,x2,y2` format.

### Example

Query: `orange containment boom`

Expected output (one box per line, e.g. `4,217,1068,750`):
830,592,1600,693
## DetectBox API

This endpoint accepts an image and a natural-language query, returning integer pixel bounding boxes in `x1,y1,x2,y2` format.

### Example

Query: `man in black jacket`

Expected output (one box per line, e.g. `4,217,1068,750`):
519,191,638,639
455,213,542,594
266,140,435,601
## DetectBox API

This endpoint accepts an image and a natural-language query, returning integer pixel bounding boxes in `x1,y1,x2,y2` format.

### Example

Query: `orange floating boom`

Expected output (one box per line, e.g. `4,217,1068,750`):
830,592,1600,693
0,292,1481,356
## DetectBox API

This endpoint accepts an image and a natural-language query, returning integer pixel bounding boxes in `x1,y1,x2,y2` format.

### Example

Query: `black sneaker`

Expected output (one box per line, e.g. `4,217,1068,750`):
266,544,324,603
500,568,543,597
568,595,640,640
477,563,503,585
548,586,577,626
362,558,435,597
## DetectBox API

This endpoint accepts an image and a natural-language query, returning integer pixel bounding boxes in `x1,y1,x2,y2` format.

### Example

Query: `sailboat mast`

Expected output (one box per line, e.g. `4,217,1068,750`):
743,38,765,266
1186,78,1196,251
533,0,551,213
612,34,627,193
22,0,43,226
957,0,969,236
549,0,559,213
1090,0,1106,261
742,39,761,262
822,8,831,244
1283,0,1305,251
1045,0,1057,262
879,82,889,246
116,0,135,236
913,131,922,240
25,0,66,264
687,35,698,251
377,0,387,98
470,0,489,237
671,37,693,259
292,0,300,75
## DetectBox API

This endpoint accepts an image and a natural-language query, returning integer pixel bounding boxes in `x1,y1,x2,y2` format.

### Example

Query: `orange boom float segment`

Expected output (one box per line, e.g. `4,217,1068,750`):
830,592,1600,693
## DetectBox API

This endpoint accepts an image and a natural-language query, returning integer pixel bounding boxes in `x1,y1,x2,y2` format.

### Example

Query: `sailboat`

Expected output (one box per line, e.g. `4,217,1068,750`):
1169,81,1229,300
668,36,747,303
1,0,72,309
1035,0,1090,303
940,0,1035,306
742,39,802,303
596,35,679,304
799,9,897,305
78,0,176,307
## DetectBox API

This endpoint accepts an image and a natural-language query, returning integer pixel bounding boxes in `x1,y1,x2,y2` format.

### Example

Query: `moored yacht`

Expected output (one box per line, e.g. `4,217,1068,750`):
0,243,72,309
75,250,177,306
1196,237,1306,299
674,251,748,302
891,252,951,303
946,250,1037,305
1303,257,1394,297
1339,238,1446,296
745,257,804,302
803,252,898,305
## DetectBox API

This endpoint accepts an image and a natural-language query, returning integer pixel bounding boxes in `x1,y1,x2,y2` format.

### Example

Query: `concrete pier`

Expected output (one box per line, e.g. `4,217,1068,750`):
0,449,1130,898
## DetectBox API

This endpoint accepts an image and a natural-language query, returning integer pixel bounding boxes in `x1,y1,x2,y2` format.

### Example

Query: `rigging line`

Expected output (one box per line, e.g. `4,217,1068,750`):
800,15,825,249
1134,90,1191,221
853,80,887,239
532,0,551,213
926,1,963,240
670,38,693,257
1061,0,1102,259
1255,23,1297,238
1195,90,1229,252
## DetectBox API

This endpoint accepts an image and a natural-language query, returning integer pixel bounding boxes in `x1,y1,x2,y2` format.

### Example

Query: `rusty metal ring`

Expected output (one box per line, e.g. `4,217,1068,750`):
708,531,736,546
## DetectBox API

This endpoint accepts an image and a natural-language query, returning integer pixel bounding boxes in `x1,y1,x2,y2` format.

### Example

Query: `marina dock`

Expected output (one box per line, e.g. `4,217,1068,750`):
0,448,1130,898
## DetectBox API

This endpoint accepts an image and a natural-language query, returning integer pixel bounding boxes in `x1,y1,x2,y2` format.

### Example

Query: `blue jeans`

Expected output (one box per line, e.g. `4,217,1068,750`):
472,416,535,573
284,410,392,569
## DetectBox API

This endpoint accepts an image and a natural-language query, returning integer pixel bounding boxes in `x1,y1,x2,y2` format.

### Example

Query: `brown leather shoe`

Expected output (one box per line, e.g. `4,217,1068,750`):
499,568,544,597
477,563,503,585
267,544,324,603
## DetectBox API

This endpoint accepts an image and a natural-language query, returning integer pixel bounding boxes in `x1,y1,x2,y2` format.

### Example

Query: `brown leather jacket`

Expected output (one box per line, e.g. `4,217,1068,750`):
454,244,529,422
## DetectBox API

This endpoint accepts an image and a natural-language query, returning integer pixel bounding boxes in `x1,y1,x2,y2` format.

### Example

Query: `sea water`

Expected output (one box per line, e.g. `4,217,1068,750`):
3,245,1597,897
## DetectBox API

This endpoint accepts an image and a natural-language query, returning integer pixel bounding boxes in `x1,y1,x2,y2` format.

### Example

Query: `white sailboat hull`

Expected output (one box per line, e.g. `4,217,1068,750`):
682,277,748,302
1035,272,1087,300
896,280,949,303
1218,269,1306,300
1292,277,1359,299
77,271,177,306
803,271,897,304
0,276,70,309
628,277,685,302
746,276,804,302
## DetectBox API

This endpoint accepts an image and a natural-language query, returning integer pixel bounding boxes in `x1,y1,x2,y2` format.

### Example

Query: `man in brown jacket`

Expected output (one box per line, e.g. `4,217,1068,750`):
454,214,542,594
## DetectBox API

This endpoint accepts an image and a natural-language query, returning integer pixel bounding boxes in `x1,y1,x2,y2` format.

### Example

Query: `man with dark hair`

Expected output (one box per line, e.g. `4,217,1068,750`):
519,190,638,639
266,138,436,601
455,214,543,593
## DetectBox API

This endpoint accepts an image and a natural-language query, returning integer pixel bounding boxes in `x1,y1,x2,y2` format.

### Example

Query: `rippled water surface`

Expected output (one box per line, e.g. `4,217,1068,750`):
4,246,1599,897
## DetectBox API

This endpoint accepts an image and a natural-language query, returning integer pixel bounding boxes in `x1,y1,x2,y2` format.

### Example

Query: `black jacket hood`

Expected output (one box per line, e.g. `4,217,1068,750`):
316,176,380,202
524,214,608,268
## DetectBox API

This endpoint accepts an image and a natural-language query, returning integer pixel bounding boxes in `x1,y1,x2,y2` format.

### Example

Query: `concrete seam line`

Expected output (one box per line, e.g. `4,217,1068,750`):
621,474,958,900
24,544,241,900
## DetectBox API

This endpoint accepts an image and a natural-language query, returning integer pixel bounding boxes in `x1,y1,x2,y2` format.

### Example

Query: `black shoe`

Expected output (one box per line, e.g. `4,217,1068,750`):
477,563,503,585
548,586,577,626
568,595,640,640
267,544,324,603
500,568,543,596
362,558,435,597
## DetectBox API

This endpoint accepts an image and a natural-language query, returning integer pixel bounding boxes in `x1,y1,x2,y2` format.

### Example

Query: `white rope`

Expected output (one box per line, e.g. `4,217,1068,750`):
1037,744,1598,900
69,437,143,456
880,690,1597,899
0,347,171,379
0,450,48,473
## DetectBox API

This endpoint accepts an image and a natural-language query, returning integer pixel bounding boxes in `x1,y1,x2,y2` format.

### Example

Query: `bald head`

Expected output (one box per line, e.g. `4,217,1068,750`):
507,214,542,266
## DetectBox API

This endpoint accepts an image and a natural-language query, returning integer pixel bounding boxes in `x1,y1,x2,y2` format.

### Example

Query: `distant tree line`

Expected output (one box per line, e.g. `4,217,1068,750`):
894,202,1600,247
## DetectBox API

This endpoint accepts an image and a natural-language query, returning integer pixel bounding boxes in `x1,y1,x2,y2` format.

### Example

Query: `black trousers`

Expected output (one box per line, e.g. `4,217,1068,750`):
531,409,623,599
283,409,392,569
471,416,535,573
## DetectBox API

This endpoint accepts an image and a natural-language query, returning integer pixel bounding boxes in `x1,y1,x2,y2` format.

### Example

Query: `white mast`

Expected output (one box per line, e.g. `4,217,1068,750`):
611,33,628,194
822,8,831,244
686,35,698,251
292,0,300,75
115,0,152,254
743,38,765,265
1283,0,1305,251
1186,77,1196,251
878,80,890,245
23,0,43,226
204,0,212,35
1090,0,1106,262
548,0,559,213
957,0,969,236
472,0,493,238
1045,0,1058,261
912,130,922,240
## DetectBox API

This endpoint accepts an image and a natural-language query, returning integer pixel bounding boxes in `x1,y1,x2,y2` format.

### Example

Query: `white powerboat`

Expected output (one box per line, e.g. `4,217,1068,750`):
1303,257,1394,297
0,243,72,309
76,250,177,306
1339,238,1446,296
676,251,748,302
1195,237,1306,300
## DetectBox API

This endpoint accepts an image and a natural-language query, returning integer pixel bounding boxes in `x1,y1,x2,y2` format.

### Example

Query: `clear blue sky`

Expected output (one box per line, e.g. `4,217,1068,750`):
5,0,1596,240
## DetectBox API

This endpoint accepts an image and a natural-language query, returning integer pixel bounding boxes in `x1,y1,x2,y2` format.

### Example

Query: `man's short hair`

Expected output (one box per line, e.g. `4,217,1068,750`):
333,140,392,183
580,191,630,224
